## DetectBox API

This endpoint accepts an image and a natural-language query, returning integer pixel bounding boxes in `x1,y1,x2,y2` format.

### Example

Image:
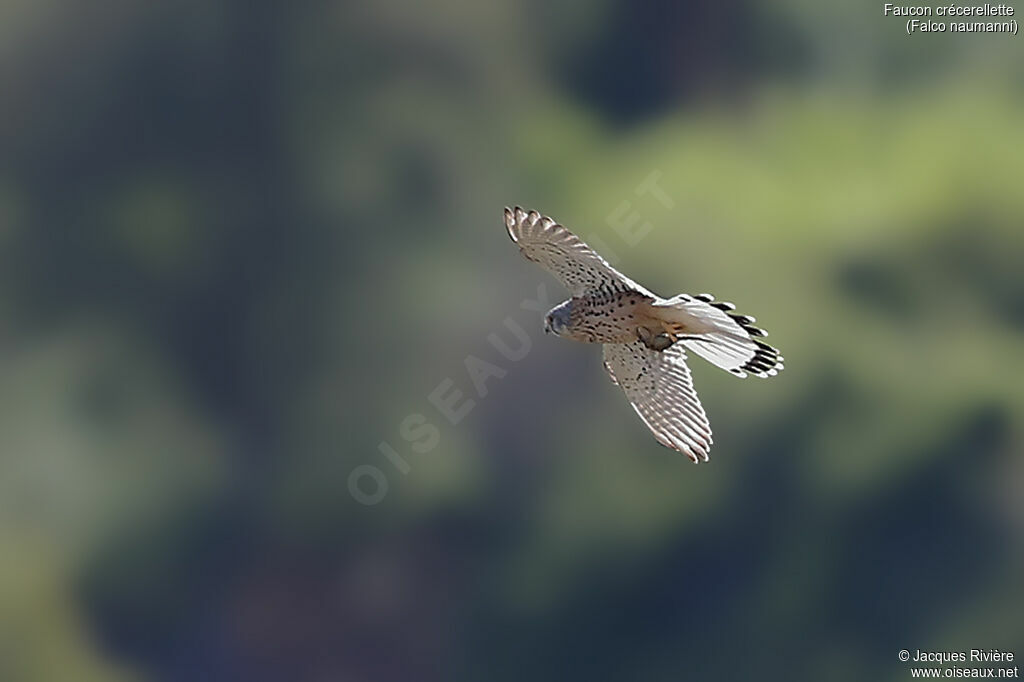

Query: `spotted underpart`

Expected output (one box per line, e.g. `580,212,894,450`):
564,289,654,344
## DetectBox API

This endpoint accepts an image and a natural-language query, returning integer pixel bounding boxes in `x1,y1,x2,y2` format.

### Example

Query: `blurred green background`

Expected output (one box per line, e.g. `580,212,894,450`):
1,1,1022,680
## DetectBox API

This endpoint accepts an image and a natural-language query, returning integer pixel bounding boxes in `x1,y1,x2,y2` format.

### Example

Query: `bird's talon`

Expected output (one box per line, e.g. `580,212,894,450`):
649,334,674,351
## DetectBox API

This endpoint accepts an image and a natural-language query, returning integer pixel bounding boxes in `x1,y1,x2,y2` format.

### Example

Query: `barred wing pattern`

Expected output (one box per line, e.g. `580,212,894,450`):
602,341,712,463
655,294,784,379
504,206,654,298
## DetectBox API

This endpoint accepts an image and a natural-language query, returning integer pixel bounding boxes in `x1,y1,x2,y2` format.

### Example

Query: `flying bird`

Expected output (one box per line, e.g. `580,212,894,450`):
504,206,784,463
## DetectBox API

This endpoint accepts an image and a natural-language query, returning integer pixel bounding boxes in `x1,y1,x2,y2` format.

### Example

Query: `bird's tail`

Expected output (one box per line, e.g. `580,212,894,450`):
650,293,784,378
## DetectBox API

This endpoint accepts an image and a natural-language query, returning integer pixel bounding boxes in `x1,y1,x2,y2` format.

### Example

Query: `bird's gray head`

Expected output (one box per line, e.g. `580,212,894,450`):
543,300,573,337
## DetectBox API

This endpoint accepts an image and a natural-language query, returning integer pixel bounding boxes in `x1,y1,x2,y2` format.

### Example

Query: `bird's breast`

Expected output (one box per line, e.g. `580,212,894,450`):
566,292,656,343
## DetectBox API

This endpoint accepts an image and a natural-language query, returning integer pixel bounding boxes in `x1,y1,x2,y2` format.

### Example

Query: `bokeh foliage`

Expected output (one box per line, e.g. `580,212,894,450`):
0,1,1022,681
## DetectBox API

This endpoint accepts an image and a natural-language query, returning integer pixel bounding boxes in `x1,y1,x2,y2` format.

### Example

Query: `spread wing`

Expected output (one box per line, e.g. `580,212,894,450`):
504,206,654,298
602,341,713,463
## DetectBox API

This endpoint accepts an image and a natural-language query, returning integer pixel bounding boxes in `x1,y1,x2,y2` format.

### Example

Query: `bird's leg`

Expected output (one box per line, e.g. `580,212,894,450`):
637,326,676,351
664,322,691,343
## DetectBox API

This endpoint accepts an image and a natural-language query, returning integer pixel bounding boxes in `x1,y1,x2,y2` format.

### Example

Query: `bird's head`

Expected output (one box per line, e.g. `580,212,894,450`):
543,301,572,338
